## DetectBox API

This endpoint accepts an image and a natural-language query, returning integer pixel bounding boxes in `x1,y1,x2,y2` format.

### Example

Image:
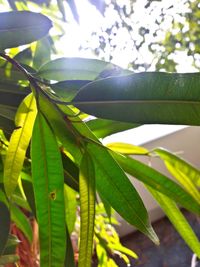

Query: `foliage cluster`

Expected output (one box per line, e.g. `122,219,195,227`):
0,1,200,267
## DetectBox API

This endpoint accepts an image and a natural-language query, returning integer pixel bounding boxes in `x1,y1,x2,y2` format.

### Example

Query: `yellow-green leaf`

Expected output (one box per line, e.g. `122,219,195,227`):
31,112,66,267
79,151,96,267
106,142,148,155
4,93,37,197
149,187,200,257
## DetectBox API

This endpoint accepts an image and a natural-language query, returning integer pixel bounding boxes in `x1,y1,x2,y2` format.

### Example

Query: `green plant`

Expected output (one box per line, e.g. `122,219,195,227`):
1,6,200,267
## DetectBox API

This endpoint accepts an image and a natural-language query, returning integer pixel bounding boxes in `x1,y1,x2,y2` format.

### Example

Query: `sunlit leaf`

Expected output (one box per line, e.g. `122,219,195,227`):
148,187,200,257
38,93,82,164
106,142,149,155
79,151,96,267
0,11,52,50
38,58,130,81
73,72,200,125
154,147,200,187
31,112,66,266
114,152,200,215
87,142,159,244
64,184,77,234
4,93,37,197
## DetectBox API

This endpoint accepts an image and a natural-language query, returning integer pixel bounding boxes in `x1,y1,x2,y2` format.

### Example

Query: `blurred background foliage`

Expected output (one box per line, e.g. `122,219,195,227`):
1,0,200,72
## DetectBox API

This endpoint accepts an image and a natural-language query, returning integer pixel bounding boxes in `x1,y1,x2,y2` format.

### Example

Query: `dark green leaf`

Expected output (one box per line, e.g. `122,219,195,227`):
73,72,200,125
21,173,36,216
86,118,139,138
114,152,200,215
65,227,75,267
0,202,10,256
14,48,32,65
10,203,32,243
51,80,91,101
87,142,159,244
31,112,66,266
0,11,52,50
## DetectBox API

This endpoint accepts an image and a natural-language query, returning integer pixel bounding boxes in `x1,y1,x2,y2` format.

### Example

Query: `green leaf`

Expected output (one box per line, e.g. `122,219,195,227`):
14,48,32,65
64,184,77,234
62,153,79,192
65,227,76,267
148,187,200,257
108,243,138,259
33,37,51,69
51,80,91,101
31,112,66,267
4,93,37,197
0,202,10,256
154,147,200,187
114,152,200,215
0,255,19,265
0,11,52,50
79,151,96,267
87,142,159,244
73,72,200,125
38,58,127,81
10,203,32,243
86,118,139,139
106,142,149,155
38,93,82,164
3,234,20,255
21,172,36,216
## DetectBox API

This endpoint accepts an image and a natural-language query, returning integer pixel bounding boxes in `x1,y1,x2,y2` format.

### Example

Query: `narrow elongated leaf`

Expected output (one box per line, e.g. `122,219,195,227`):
107,142,149,155
4,93,37,197
62,154,79,192
38,58,131,81
73,72,200,125
0,11,52,50
79,152,96,267
31,112,66,267
0,202,10,255
10,203,32,243
154,148,200,187
38,94,82,164
114,152,200,215
65,227,76,267
148,187,200,257
87,142,159,244
64,184,77,234
86,118,139,139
